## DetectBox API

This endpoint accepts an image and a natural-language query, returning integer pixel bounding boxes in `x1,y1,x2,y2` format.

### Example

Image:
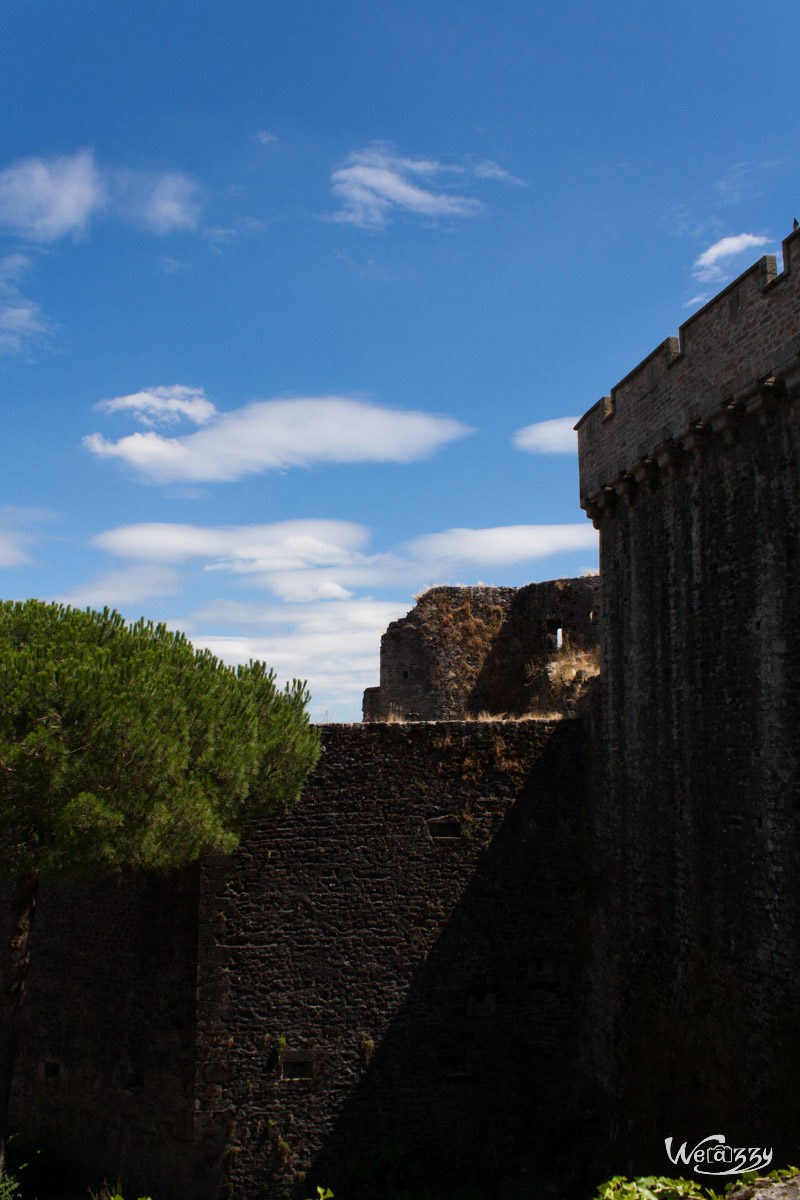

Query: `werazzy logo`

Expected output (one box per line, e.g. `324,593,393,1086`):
665,1135,773,1176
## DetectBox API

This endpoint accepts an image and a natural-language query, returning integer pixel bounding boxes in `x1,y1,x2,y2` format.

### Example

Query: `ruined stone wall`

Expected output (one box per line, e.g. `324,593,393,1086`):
576,229,800,1175
363,578,600,721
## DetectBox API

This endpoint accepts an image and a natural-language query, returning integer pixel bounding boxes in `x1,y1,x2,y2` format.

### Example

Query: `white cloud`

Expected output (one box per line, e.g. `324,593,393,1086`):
0,253,55,357
472,159,525,186
0,149,203,243
513,416,579,454
0,149,105,241
184,597,408,720
0,506,60,566
58,564,181,609
692,233,772,282
0,297,52,356
90,518,597,602
406,524,597,568
92,519,369,569
255,130,277,145
114,170,202,235
76,517,600,719
328,143,484,229
0,531,32,567
96,385,217,427
85,394,472,483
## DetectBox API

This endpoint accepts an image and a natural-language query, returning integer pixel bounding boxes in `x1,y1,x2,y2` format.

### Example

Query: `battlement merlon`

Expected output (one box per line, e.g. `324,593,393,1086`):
576,227,800,512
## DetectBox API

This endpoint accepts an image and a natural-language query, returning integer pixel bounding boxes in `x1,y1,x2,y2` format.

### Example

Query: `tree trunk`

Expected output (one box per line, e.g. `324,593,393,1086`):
0,871,38,1180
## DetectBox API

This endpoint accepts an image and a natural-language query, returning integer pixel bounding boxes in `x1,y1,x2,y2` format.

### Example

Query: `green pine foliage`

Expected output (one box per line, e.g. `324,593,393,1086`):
0,600,320,878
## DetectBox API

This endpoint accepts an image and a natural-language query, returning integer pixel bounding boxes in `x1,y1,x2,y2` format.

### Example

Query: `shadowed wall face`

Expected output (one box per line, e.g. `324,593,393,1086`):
577,230,800,1173
8,722,590,1200
8,869,200,1197
194,721,591,1200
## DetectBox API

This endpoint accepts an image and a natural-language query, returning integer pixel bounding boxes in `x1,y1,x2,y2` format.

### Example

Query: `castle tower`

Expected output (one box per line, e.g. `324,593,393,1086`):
575,228,800,1166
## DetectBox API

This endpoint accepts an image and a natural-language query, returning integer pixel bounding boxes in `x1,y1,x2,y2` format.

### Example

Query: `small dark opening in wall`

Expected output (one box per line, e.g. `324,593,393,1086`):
402,670,409,679
545,618,563,647
440,1054,473,1081
282,1057,315,1081
754,619,762,630
43,1061,61,1079
589,610,597,622
121,1069,144,1093
526,956,556,984
428,819,461,839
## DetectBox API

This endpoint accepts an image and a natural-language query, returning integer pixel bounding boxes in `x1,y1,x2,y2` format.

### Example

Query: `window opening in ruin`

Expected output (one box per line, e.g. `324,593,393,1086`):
589,610,596,622
402,670,409,679
43,1061,61,1079
545,619,563,648
281,1056,315,1081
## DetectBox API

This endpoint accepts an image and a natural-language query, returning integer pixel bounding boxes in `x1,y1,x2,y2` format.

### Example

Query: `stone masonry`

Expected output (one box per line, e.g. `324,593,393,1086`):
575,225,800,1172
12,720,591,1200
362,578,600,721
8,229,800,1199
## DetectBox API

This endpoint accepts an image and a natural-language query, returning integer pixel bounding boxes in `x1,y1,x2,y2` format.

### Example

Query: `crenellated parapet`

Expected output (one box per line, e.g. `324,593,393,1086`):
576,227,800,523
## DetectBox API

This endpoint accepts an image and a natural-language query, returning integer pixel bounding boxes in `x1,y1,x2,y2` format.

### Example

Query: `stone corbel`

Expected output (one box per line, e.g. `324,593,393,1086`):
632,457,658,490
709,399,745,446
681,420,712,461
654,438,682,479
750,375,784,427
613,473,637,507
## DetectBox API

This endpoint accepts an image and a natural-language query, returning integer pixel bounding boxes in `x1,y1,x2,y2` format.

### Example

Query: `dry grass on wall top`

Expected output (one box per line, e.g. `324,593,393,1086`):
526,641,601,719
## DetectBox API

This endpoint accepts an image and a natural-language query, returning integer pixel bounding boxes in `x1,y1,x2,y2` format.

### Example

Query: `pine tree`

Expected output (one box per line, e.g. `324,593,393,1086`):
0,599,320,1175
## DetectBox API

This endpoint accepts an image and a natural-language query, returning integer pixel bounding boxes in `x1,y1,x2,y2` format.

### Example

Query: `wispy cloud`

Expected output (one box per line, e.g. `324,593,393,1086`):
692,232,772,283
113,170,202,235
85,393,472,483
89,517,597,603
58,563,181,609
0,149,105,241
96,385,217,427
0,505,58,565
78,516,599,717
0,149,202,242
327,142,521,230
0,255,55,357
512,416,579,454
405,524,596,569
185,597,407,718
92,519,368,569
0,531,33,567
472,159,525,185
255,130,277,145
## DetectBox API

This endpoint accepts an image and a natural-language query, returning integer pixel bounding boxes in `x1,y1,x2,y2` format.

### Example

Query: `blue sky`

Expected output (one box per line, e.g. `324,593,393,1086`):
2,0,799,720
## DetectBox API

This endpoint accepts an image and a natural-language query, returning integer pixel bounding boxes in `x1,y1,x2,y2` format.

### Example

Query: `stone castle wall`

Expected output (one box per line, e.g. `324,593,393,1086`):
576,227,800,1170
9,868,200,1195
576,228,800,511
11,720,591,1200
363,578,600,721
9,231,800,1200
